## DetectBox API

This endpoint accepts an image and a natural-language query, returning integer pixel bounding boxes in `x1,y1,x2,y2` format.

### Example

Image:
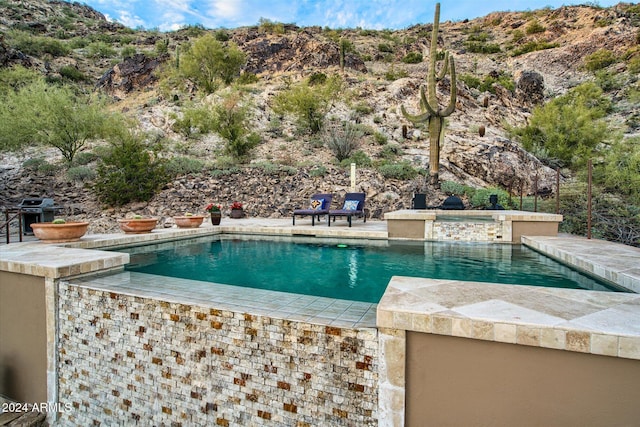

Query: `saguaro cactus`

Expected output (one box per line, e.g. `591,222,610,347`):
401,3,457,187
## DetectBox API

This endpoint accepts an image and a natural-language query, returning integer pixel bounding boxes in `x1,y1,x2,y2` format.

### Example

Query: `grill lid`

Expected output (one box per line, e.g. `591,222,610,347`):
19,198,55,208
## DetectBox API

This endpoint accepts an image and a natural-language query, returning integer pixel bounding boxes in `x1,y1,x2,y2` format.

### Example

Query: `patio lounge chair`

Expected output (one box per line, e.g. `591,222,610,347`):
328,193,366,227
292,193,333,226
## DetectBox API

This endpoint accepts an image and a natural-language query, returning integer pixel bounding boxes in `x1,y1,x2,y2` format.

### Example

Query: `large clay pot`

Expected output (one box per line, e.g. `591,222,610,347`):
117,218,158,234
230,209,244,219
31,221,89,243
173,215,205,228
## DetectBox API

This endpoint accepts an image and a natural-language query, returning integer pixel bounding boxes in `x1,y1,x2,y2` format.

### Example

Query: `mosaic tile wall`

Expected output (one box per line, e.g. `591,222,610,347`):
432,221,504,242
57,284,378,426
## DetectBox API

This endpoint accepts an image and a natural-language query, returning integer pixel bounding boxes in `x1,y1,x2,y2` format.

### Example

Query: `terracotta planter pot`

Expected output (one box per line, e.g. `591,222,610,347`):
210,212,222,225
31,221,89,243
230,209,244,219
117,218,158,234
173,215,205,228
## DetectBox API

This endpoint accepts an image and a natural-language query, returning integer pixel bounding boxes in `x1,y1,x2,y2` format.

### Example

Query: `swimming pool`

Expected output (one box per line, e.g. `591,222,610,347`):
117,235,619,303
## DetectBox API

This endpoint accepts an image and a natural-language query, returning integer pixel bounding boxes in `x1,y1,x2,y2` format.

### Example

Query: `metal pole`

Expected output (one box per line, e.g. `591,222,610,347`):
587,159,592,239
556,167,560,214
350,163,356,192
534,172,538,213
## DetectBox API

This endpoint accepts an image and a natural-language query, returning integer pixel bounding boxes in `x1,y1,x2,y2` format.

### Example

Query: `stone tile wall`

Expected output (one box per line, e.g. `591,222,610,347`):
57,283,378,426
432,221,504,242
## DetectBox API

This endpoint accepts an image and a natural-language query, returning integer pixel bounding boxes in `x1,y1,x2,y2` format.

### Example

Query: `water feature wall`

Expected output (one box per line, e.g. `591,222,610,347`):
56,282,379,426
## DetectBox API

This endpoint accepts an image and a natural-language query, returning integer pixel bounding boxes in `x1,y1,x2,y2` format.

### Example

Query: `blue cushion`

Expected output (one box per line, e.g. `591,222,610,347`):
342,200,359,210
311,198,324,210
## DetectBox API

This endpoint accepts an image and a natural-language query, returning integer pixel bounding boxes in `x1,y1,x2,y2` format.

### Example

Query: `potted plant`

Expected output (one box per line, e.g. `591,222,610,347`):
230,201,244,219
30,218,89,243
117,214,158,234
205,203,222,225
173,212,205,228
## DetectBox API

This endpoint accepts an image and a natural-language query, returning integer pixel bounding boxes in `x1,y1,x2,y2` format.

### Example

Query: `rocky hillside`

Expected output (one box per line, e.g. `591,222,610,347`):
0,0,638,234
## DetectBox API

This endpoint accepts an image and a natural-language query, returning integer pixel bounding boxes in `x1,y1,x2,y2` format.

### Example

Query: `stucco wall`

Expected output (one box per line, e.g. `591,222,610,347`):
57,283,379,426
0,271,47,402
406,332,640,426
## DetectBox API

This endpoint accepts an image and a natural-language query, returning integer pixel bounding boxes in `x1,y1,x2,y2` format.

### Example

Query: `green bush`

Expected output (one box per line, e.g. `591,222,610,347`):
440,180,469,196
171,104,215,138
165,156,205,176
121,45,137,59
66,166,96,182
212,93,261,160
180,34,246,93
86,41,116,58
377,161,419,180
340,150,372,167
324,120,362,161
8,31,70,57
309,165,327,177
259,18,285,34
59,65,87,82
71,151,98,166
378,43,393,53
469,187,511,208
465,42,501,54
402,52,423,63
507,82,611,168
272,74,342,133
511,41,559,56
525,20,546,34
583,49,617,72
93,131,169,206
378,143,401,159
214,30,230,42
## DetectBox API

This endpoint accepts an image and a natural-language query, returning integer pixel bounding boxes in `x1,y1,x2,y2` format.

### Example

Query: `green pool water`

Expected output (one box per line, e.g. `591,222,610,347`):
120,235,619,303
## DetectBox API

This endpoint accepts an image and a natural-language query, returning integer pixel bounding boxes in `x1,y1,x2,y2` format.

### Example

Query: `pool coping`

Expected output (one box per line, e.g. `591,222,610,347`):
1,219,638,348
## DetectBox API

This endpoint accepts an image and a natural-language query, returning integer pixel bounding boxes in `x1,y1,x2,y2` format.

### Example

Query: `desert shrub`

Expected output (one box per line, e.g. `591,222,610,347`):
596,136,640,199
340,150,371,167
7,30,69,57
308,72,327,85
464,42,500,54
165,156,205,176
237,72,259,85
180,34,246,93
324,120,362,161
59,65,87,82
353,102,373,116
180,24,206,37
22,157,59,174
155,39,169,56
377,161,419,180
378,143,401,160
384,66,408,81
583,49,617,72
309,164,327,177
440,180,469,196
511,41,559,56
93,131,169,206
525,20,546,34
66,166,96,182
0,65,41,92
469,187,511,208
71,151,98,166
86,41,116,58
259,18,285,34
378,43,393,53
459,71,514,93
272,74,342,133
402,52,423,63
373,132,388,145
0,80,113,162
171,104,215,138
212,93,261,160
121,45,137,59
507,82,611,168
214,30,230,42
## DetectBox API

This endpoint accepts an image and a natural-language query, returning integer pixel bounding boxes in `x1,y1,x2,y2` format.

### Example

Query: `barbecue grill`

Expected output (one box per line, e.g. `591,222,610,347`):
18,198,61,234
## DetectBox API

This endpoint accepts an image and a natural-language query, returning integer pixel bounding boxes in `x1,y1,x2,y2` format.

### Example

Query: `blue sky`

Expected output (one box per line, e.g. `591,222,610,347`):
76,0,623,32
